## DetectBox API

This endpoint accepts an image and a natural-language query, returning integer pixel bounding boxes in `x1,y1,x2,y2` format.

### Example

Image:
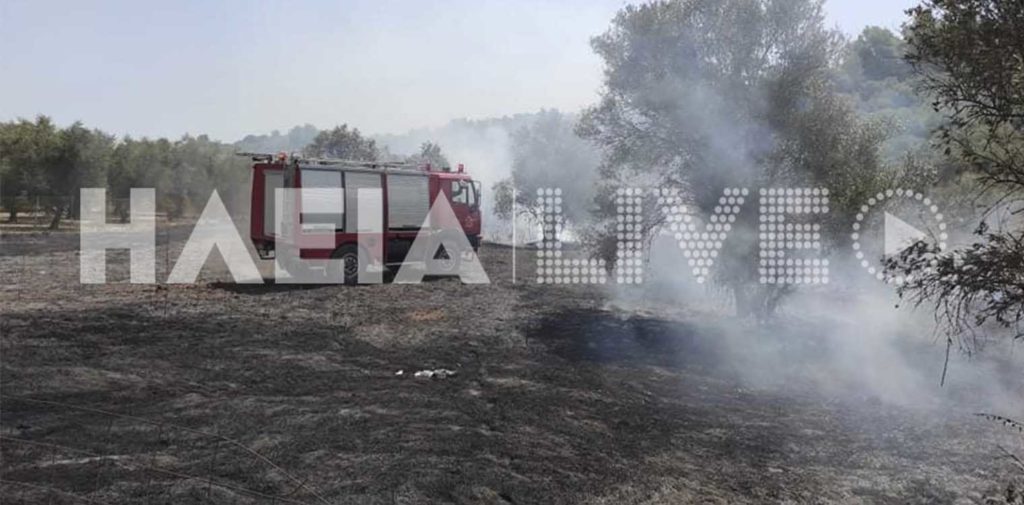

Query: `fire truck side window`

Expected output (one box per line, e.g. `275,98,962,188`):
451,181,470,205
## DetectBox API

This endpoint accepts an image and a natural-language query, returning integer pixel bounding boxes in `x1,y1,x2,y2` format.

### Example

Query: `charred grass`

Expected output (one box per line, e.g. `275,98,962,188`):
0,233,1021,503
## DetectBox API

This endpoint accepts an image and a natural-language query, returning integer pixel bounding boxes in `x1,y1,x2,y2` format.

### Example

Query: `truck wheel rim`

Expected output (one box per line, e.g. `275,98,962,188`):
343,254,358,277
436,250,455,271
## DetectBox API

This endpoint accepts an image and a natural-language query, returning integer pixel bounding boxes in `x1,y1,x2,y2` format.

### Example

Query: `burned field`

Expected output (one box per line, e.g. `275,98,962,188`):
1,230,1022,504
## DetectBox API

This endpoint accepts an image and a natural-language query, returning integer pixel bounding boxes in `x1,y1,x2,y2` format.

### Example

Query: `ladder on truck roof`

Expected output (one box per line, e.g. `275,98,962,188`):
235,152,444,173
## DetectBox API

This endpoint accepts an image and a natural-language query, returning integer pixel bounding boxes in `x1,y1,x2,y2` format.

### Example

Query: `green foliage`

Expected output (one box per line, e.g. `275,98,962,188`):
0,117,248,225
0,117,118,227
507,109,600,225
835,27,943,162
235,124,319,154
303,124,379,160
578,0,899,316
407,141,450,169
0,117,57,219
52,123,115,226
906,0,1024,201
167,135,249,220
852,27,912,82
891,0,1024,343
491,178,515,222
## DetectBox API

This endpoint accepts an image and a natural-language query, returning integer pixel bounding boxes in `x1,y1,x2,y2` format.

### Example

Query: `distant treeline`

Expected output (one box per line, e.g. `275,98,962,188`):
0,117,250,228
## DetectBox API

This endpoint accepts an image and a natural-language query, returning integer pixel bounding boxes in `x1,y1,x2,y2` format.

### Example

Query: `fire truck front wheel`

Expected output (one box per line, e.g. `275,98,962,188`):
330,244,362,285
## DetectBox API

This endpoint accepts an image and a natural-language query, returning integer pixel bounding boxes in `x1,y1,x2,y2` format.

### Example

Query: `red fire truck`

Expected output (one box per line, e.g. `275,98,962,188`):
246,153,482,283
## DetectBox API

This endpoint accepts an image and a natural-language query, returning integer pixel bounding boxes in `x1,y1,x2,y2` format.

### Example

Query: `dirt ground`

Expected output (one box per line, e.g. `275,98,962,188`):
1,224,1023,504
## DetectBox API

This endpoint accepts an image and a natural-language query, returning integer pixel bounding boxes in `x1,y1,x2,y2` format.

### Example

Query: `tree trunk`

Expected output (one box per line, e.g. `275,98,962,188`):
49,205,64,230
4,194,17,223
115,200,129,223
69,192,81,220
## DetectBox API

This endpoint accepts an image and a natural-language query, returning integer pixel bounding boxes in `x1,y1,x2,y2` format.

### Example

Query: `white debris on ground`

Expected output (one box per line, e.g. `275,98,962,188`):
412,369,457,379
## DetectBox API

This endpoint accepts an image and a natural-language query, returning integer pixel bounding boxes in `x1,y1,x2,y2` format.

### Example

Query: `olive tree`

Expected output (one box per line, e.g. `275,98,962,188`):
578,0,899,317
889,0,1024,348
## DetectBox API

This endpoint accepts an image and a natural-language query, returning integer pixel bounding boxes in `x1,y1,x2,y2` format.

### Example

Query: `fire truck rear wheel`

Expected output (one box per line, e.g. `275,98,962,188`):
331,244,361,285
432,243,461,275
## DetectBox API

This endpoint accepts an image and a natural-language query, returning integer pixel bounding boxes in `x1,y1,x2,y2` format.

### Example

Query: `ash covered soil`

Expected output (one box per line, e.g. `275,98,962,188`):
1,227,1022,504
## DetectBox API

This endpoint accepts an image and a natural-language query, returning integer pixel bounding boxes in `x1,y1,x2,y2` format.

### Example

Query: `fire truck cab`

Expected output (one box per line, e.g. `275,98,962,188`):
246,153,482,283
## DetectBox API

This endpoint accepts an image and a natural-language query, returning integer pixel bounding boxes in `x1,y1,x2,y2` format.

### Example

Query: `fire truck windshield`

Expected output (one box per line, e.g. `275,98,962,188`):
452,180,472,206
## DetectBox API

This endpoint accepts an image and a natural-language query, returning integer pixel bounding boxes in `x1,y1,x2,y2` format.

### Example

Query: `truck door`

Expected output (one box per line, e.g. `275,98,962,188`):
447,179,481,236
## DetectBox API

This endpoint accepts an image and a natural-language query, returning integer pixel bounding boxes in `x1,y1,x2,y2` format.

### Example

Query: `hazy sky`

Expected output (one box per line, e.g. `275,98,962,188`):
0,0,919,142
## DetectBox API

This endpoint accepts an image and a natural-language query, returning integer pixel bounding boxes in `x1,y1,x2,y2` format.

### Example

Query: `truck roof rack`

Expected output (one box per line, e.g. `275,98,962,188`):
235,152,458,173
301,158,420,170
236,152,284,162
